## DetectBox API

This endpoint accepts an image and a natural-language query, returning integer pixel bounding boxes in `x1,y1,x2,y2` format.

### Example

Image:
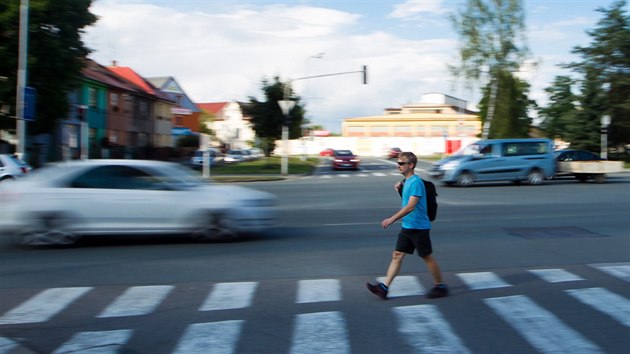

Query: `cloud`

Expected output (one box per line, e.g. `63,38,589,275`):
388,0,448,20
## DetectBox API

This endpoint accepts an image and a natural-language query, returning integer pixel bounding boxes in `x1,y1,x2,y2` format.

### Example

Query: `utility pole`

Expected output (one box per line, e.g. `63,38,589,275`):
15,0,29,159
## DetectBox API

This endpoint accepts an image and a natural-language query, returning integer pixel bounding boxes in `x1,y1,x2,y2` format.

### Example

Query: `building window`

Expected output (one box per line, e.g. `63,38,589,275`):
395,125,412,137
347,126,365,137
110,93,119,112
431,125,447,137
371,125,388,137
88,87,97,108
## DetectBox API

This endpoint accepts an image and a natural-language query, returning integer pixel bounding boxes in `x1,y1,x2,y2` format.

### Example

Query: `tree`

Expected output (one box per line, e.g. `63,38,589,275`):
0,0,97,134
449,0,531,138
243,77,306,156
538,76,578,140
566,0,630,151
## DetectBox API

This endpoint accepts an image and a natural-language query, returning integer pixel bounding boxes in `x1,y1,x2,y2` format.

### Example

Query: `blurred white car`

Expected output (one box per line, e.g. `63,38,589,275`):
0,154,32,185
224,149,246,163
190,148,224,168
0,159,278,245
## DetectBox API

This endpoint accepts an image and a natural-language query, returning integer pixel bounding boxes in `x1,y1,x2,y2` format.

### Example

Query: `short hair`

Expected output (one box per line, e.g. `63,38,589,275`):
399,151,417,168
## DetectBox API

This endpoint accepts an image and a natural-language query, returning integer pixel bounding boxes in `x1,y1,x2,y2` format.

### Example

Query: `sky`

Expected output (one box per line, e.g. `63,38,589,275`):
82,0,626,133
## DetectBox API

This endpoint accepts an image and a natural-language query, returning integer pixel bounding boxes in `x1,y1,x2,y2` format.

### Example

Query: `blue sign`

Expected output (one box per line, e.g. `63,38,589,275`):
24,86,36,121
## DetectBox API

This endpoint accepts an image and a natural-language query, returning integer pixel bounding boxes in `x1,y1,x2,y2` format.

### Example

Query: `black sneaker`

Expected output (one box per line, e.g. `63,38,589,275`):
366,282,388,300
426,284,449,299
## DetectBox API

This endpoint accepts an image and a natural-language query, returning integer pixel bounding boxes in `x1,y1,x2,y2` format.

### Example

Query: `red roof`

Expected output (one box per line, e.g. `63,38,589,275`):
197,102,229,114
107,66,156,95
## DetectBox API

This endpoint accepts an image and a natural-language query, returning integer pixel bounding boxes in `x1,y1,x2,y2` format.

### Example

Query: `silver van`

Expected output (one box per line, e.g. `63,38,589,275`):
429,138,555,186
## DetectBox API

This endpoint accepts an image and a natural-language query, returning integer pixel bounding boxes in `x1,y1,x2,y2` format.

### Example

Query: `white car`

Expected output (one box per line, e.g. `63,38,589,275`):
0,159,278,245
0,154,32,185
224,149,245,163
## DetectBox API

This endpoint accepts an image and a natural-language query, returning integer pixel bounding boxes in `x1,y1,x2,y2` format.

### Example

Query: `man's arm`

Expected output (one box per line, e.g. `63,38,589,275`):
381,195,419,229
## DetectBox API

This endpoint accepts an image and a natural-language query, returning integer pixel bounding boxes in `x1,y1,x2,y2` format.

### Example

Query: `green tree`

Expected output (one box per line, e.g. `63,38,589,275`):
243,77,305,156
478,70,534,138
0,0,97,134
538,76,578,140
449,0,532,138
566,0,630,151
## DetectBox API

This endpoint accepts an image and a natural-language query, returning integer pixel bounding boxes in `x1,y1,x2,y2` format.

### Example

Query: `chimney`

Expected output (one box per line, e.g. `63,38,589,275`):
112,60,117,67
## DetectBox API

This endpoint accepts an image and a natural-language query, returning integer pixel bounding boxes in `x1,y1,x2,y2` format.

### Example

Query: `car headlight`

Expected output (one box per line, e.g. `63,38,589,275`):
350,159,360,162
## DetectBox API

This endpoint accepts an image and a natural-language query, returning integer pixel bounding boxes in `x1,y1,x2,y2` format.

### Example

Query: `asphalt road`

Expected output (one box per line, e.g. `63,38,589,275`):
0,157,629,353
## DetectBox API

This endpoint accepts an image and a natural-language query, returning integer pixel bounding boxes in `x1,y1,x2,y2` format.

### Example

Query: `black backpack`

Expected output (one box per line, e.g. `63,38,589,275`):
398,178,438,221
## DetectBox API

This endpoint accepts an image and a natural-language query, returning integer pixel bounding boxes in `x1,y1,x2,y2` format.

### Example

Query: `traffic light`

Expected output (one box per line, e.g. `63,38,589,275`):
362,65,368,85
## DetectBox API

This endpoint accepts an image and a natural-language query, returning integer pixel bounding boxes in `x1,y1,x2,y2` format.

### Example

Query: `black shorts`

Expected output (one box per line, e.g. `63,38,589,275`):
396,228,432,257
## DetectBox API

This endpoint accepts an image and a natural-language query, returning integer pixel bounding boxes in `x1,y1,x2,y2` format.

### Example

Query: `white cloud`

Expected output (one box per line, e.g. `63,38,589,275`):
389,0,448,19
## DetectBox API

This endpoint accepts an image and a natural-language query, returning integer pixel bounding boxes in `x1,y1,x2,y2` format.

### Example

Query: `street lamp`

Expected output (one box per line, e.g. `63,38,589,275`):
278,99,295,175
601,115,611,159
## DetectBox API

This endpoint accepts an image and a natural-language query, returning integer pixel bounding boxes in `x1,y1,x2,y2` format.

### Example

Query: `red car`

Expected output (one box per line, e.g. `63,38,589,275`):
332,150,360,170
319,148,334,157
388,147,402,158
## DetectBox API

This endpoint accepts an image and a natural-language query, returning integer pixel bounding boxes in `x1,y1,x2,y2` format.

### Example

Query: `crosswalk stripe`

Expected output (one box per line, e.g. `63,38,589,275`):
566,287,630,327
377,275,424,298
528,269,585,283
592,264,630,283
457,272,511,290
0,337,18,354
52,329,133,354
484,295,603,354
0,287,92,325
172,321,243,354
290,311,350,354
296,279,341,303
393,305,471,354
97,285,174,318
199,282,258,311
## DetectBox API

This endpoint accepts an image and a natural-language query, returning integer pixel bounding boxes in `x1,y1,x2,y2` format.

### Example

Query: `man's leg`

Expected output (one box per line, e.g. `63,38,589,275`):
422,254,443,284
383,251,406,287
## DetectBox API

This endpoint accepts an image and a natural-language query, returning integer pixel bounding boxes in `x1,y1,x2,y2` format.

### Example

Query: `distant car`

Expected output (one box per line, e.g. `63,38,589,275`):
190,148,224,168
331,150,360,170
320,148,334,157
387,147,402,159
224,149,245,163
0,154,32,185
554,149,605,179
248,148,262,160
0,159,278,245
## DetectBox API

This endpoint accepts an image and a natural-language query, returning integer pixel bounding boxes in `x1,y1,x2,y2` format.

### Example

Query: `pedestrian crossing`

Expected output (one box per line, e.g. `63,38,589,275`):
1,263,629,354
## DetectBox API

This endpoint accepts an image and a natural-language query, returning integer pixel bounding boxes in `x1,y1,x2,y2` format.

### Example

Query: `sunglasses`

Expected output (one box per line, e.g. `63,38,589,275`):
397,161,409,166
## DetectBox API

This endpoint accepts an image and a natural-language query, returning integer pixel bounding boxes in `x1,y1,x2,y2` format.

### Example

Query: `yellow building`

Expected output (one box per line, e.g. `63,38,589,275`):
342,93,481,140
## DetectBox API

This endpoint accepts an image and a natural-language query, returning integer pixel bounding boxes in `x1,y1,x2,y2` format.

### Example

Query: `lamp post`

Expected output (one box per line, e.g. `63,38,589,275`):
601,115,610,159
15,0,29,159
278,99,295,175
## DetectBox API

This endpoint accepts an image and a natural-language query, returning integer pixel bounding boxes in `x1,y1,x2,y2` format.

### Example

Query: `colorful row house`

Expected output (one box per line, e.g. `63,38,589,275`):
57,59,200,161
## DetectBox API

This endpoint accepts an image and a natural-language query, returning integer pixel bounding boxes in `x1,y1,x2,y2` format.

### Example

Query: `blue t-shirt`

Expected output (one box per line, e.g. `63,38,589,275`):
401,174,431,230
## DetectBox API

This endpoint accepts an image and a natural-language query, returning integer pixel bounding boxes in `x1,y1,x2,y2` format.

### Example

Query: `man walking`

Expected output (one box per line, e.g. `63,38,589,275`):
367,151,448,299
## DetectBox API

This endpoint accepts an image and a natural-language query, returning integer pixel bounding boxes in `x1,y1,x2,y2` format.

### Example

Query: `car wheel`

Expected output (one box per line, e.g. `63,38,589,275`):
527,170,544,185
456,172,474,187
190,212,239,241
18,213,79,246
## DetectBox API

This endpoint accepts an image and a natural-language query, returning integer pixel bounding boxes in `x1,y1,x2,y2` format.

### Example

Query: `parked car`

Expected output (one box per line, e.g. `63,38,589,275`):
430,138,555,186
224,149,246,163
331,150,360,170
319,148,334,157
387,147,402,159
0,154,32,186
190,148,224,168
248,148,263,160
0,159,278,245
554,149,609,181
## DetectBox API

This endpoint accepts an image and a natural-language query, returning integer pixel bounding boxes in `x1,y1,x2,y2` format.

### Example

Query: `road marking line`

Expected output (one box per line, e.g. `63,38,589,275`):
97,285,173,318
172,321,243,354
290,311,350,354
457,272,511,290
377,275,424,298
591,264,630,283
0,287,92,325
485,295,603,354
528,269,585,283
199,282,258,311
0,337,18,354
296,279,341,303
393,305,471,354
566,287,630,327
52,329,133,354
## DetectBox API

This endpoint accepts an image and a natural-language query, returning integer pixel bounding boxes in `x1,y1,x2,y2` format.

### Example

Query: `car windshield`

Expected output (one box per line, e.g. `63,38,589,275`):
459,144,482,156
335,150,353,156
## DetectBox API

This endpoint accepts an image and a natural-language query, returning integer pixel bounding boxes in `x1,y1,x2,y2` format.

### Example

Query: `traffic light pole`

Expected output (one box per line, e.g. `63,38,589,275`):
15,0,29,159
